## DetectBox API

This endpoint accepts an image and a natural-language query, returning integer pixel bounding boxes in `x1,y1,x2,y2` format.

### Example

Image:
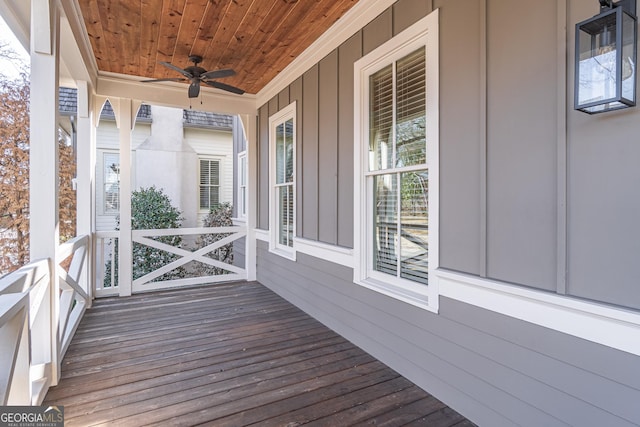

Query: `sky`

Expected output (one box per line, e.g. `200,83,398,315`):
0,14,29,79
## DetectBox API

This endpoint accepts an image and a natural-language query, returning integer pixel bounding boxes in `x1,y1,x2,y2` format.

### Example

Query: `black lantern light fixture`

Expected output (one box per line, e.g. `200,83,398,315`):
575,0,638,114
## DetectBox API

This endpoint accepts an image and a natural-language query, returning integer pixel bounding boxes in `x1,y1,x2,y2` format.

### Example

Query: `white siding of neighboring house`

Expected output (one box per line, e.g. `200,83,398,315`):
184,127,234,226
95,120,151,231
95,119,233,231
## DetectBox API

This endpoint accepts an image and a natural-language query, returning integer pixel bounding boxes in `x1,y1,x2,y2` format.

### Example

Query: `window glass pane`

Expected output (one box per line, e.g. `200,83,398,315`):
240,187,246,216
199,159,219,209
200,159,210,185
276,123,285,184
200,186,209,210
240,155,246,186
211,161,220,186
622,13,635,100
278,184,294,247
369,65,393,171
373,174,398,276
209,186,219,208
285,119,294,183
104,153,120,213
400,170,428,284
396,48,426,167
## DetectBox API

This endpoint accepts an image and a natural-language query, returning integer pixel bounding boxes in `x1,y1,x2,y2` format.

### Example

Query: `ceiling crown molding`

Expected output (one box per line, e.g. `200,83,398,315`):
256,0,397,107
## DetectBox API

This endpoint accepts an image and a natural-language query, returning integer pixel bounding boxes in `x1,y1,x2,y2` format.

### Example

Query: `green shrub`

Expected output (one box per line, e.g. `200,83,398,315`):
194,202,234,276
104,186,184,287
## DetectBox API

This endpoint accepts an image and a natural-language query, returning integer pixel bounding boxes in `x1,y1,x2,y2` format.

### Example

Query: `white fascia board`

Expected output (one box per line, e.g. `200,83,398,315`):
59,16,95,89
59,1,99,89
437,269,640,357
256,0,398,107
97,72,257,115
0,0,30,52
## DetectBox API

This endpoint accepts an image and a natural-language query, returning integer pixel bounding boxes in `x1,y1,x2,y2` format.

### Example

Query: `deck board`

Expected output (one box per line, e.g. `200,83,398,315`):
44,281,474,426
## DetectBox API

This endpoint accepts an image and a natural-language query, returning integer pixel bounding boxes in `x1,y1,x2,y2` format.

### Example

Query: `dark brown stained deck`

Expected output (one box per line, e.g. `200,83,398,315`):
44,281,475,426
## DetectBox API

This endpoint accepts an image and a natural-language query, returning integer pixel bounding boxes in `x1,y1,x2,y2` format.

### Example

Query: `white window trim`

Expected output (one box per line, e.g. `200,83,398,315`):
198,156,223,213
269,101,297,261
293,237,354,268
237,150,248,220
353,10,439,313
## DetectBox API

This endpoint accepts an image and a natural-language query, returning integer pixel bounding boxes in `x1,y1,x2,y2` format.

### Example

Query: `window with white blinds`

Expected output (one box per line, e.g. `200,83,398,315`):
269,102,296,259
354,11,438,311
103,152,120,214
238,152,247,218
367,47,429,286
199,158,220,210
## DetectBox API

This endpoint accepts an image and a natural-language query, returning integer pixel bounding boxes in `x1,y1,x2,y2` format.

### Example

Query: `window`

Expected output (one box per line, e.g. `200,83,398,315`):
199,158,220,211
238,151,247,219
354,11,439,311
103,152,120,214
269,102,296,259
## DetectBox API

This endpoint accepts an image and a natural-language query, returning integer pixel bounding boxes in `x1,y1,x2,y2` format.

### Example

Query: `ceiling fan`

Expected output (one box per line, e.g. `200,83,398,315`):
141,55,245,98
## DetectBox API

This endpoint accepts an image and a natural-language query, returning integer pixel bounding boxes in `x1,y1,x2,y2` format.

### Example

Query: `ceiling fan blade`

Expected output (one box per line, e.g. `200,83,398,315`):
188,82,200,98
203,80,245,95
159,61,193,78
141,77,187,83
201,69,236,80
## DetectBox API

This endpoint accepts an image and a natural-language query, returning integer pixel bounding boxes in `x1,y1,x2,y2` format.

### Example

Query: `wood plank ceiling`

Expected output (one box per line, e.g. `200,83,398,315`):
78,0,360,95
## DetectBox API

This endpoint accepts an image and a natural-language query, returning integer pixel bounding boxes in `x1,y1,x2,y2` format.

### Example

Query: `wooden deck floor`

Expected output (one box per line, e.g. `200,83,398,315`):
44,281,474,426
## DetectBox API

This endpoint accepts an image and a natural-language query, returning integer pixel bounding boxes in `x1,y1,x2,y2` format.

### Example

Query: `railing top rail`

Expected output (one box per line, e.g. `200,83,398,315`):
56,234,90,260
95,231,119,238
0,293,28,327
132,226,246,237
0,259,49,295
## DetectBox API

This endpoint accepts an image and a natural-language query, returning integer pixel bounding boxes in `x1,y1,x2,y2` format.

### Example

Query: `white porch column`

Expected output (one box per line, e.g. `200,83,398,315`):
75,80,94,301
111,98,134,296
29,0,60,386
240,114,258,281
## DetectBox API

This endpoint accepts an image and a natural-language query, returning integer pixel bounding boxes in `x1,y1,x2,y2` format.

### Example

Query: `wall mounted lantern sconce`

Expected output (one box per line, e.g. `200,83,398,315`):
575,0,637,113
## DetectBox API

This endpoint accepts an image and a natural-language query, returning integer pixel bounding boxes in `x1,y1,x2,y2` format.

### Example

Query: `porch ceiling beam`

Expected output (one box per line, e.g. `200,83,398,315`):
96,73,257,116
0,0,30,53
58,0,99,89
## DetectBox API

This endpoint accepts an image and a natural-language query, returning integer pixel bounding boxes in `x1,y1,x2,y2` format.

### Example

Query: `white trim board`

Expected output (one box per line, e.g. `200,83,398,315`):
254,229,355,269
436,269,640,357
254,228,269,242
293,237,353,268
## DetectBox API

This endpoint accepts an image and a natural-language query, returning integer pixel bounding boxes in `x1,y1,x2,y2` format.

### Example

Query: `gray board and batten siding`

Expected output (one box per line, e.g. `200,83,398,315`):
252,0,640,426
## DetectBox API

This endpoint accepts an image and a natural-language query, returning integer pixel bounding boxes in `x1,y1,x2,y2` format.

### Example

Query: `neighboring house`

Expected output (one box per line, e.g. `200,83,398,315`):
60,88,234,230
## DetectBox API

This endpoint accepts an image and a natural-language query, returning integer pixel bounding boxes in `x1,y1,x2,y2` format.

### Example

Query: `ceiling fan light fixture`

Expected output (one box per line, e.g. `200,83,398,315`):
141,55,245,98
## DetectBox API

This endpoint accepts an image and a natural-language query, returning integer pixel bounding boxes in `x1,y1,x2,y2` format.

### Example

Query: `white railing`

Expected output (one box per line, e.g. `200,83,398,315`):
94,231,119,297
0,234,90,405
56,235,91,357
94,226,247,296
131,226,246,293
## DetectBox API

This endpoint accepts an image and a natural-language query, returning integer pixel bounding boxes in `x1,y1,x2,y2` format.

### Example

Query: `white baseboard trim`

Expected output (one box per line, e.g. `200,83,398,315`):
436,269,640,356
